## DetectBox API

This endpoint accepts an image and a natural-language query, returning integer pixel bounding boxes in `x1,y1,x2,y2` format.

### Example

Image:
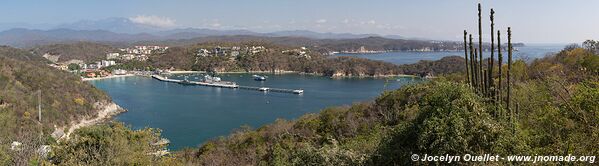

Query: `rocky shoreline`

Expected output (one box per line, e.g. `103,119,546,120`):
53,102,126,140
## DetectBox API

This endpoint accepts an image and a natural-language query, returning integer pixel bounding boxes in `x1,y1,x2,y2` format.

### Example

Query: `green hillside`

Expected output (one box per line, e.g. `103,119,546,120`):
0,46,112,165
42,45,599,165
30,42,118,63
169,46,598,165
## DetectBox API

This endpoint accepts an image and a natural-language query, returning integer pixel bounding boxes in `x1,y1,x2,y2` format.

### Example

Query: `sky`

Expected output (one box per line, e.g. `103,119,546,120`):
1,0,598,43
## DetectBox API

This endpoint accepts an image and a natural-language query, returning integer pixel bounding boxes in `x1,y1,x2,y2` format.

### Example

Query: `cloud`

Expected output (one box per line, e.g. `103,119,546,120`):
316,19,327,24
342,19,350,24
210,23,221,28
129,15,176,28
207,19,222,28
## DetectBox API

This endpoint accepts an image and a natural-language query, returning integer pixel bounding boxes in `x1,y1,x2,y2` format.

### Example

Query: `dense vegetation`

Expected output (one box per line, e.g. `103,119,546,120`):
0,46,111,165
2,39,597,165
28,40,474,77
30,42,118,63
169,45,597,165
50,123,178,165
135,35,522,53
399,56,466,76
10,44,591,165
111,42,406,77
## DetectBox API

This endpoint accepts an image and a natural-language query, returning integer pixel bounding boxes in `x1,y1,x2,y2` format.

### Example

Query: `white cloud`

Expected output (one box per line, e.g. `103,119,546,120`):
342,19,350,24
360,20,377,25
316,19,327,24
199,19,223,29
129,15,176,28
210,23,222,28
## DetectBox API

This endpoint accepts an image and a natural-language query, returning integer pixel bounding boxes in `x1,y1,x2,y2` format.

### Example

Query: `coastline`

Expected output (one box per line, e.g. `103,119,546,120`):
298,72,417,78
168,70,416,78
82,74,136,81
168,70,298,74
57,102,127,140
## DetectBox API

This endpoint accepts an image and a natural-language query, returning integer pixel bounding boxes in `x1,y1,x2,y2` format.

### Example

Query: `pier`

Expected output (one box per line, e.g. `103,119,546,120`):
151,75,304,94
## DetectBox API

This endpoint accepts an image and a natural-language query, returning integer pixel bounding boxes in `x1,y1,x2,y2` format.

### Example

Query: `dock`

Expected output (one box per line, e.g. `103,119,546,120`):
151,75,303,94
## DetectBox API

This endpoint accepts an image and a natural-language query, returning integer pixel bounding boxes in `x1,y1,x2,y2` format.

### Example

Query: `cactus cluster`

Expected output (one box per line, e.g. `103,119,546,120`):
462,3,515,116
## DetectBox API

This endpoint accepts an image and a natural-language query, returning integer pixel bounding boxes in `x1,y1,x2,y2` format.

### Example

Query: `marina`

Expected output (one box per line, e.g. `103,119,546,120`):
151,75,304,94
92,73,410,149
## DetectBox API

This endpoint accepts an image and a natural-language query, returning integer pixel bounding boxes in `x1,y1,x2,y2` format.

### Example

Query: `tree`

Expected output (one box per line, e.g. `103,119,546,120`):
582,40,598,53
67,63,80,71
51,123,170,165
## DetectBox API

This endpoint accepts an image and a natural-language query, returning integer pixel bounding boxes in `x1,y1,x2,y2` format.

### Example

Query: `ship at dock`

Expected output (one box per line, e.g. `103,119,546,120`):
151,75,303,95
178,76,196,85
202,75,222,83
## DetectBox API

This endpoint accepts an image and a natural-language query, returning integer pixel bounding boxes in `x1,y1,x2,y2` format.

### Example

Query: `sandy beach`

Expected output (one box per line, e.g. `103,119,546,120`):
81,74,135,81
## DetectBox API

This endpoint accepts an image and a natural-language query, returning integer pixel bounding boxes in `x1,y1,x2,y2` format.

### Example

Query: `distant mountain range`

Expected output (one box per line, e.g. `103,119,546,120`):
54,17,166,34
0,17,411,47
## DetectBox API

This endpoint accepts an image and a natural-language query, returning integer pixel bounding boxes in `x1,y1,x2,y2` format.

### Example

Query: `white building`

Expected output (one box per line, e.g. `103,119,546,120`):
98,60,116,68
113,69,127,75
106,53,120,60
197,49,211,57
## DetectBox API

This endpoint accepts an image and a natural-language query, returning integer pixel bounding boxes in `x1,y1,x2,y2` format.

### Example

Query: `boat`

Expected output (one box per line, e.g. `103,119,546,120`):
178,76,195,85
258,87,269,91
292,89,304,94
203,75,222,82
253,75,267,81
179,79,196,85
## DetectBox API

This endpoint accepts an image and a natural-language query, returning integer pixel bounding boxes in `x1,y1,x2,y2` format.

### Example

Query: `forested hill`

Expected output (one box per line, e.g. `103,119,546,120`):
0,46,48,62
0,46,112,164
30,42,118,63
170,44,599,165
134,35,514,52
25,40,491,77
30,45,596,165
399,56,467,76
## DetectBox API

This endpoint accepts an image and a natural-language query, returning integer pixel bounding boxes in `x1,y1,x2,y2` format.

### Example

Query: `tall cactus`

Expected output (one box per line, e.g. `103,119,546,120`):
487,58,492,97
479,45,483,93
474,48,479,90
469,34,475,88
483,69,488,95
478,3,483,93
489,9,495,96
464,30,470,85
497,30,503,106
507,27,513,110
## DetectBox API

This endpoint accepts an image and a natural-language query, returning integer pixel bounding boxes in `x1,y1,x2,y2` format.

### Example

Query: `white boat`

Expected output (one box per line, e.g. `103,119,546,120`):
253,75,267,81
258,87,269,91
292,89,304,94
203,75,222,82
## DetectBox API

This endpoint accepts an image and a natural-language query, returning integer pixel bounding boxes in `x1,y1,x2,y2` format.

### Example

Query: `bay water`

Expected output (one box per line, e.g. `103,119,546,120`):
90,44,564,150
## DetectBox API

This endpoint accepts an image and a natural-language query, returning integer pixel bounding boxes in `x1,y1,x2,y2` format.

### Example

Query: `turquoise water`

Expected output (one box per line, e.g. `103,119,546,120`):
90,44,563,150
90,74,419,150
335,44,565,64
